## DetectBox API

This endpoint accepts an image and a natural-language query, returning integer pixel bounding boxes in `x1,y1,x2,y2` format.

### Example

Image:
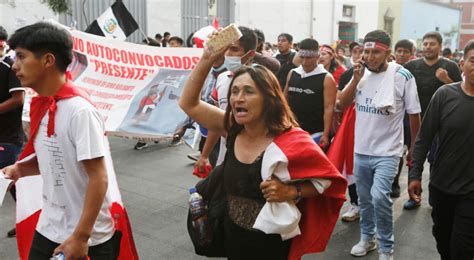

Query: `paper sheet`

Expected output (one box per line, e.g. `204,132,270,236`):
0,171,13,206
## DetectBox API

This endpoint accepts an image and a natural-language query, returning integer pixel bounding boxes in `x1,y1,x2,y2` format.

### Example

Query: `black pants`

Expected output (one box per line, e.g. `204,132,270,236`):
28,231,121,260
348,183,358,205
429,185,474,260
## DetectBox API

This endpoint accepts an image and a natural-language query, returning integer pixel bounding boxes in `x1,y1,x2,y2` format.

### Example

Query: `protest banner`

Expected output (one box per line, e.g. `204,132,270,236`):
23,24,209,145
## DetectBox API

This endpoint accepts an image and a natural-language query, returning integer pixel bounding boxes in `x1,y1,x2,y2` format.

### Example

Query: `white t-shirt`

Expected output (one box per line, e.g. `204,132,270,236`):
35,97,115,246
215,71,233,165
354,67,421,157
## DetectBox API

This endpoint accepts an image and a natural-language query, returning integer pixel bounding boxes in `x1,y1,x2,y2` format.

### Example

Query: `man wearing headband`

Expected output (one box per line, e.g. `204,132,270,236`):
285,38,336,149
338,30,421,260
0,25,25,238
403,32,462,210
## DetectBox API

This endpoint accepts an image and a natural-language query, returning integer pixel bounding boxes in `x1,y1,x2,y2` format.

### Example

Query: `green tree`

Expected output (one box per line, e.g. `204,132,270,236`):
41,0,71,14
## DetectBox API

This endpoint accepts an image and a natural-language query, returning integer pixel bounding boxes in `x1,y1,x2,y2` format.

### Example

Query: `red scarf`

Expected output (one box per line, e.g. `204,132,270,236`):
19,80,92,160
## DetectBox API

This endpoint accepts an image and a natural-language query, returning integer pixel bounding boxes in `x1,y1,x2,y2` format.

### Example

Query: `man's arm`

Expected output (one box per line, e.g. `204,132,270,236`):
321,74,337,148
54,157,108,259
0,90,24,114
2,154,40,182
407,113,421,163
408,90,441,202
195,130,220,172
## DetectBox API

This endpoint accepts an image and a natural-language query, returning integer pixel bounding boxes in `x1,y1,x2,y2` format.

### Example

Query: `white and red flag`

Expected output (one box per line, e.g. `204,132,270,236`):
257,128,347,259
193,17,220,48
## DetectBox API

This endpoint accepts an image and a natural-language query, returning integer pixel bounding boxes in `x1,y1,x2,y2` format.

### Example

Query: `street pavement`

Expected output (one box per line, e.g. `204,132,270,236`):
1,136,438,260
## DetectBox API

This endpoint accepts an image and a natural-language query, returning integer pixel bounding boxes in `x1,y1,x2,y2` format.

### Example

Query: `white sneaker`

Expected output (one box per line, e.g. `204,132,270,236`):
379,250,394,260
342,203,360,222
350,238,377,256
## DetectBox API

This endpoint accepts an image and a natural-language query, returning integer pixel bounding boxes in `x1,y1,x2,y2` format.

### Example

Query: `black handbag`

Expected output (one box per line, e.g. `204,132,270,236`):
187,161,227,257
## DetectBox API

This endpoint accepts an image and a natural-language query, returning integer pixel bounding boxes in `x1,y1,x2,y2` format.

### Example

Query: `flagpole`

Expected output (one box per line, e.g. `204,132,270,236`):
138,28,149,44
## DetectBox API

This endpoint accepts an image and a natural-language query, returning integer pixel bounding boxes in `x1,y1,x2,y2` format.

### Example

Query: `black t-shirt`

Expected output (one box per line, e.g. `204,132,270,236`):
409,83,474,196
0,56,24,144
338,67,354,91
287,71,327,134
275,51,296,90
404,57,462,117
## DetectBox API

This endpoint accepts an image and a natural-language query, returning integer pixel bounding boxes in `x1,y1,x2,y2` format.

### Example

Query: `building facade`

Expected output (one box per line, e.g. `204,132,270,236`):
0,0,465,49
400,0,461,50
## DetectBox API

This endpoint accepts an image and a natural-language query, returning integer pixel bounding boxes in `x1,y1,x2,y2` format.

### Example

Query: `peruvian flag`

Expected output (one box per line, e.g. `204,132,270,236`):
258,128,347,259
14,81,138,259
326,103,356,184
193,17,220,48
85,0,139,40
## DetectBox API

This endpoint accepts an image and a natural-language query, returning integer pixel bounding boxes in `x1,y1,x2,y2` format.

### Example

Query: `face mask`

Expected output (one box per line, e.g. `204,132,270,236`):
224,56,242,72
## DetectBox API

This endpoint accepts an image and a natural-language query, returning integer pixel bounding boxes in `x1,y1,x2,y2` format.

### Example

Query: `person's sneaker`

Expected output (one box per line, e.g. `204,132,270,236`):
403,199,420,210
341,203,360,222
379,250,394,260
350,238,377,256
7,228,16,238
187,152,200,161
134,142,149,150
390,183,400,198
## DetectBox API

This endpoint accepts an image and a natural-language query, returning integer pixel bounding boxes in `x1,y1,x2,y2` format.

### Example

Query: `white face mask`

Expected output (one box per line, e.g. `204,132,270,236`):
224,56,242,72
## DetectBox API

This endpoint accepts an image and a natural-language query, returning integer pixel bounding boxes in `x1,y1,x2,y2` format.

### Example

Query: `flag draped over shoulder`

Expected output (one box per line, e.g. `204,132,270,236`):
15,80,138,260
261,128,347,259
85,0,138,40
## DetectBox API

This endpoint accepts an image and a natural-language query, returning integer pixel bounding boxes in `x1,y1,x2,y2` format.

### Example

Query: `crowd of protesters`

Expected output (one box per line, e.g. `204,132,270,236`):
1,19,473,260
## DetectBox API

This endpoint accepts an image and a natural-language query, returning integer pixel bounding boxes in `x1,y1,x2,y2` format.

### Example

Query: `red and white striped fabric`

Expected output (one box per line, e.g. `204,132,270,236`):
257,128,347,259
193,17,220,48
15,80,138,259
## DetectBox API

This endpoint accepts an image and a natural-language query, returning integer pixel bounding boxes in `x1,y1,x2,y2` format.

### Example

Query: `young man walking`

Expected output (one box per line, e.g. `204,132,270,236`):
2,22,119,259
408,40,474,260
338,30,421,260
403,31,463,209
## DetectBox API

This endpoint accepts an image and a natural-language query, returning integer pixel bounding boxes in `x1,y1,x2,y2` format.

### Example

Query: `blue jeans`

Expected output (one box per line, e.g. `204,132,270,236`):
354,153,399,253
0,142,23,201
0,142,22,168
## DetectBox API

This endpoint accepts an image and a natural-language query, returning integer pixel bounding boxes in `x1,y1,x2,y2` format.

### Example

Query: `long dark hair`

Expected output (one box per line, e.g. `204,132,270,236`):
224,64,298,138
321,44,339,74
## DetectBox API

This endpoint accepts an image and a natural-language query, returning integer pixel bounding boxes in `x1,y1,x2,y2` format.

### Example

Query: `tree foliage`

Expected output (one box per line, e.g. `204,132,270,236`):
41,0,71,14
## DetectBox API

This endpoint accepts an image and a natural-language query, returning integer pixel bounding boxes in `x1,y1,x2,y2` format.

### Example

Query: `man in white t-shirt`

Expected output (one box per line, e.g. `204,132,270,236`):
338,30,421,260
2,22,118,259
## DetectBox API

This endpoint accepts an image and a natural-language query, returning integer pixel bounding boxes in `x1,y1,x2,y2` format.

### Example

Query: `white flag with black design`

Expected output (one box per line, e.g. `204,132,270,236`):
85,0,138,40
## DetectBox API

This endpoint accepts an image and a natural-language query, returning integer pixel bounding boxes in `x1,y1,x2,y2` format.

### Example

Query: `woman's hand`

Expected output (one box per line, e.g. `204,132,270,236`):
201,30,232,63
260,175,297,202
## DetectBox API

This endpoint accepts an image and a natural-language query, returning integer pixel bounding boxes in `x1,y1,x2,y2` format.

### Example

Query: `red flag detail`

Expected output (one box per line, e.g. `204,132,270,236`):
16,210,41,260
212,17,219,29
326,103,356,176
110,203,139,259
